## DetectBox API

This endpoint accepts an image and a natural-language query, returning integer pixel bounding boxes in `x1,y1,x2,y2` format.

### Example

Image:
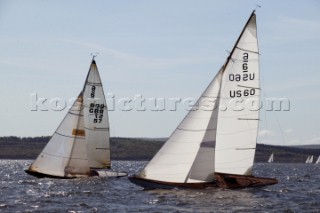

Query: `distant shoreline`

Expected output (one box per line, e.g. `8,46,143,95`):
0,136,319,163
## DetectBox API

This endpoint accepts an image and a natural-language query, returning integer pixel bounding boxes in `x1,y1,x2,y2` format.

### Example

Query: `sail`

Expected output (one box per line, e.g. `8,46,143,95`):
268,153,274,163
83,60,110,169
137,68,223,183
316,156,320,164
29,94,90,177
214,12,259,176
309,155,314,163
305,156,310,163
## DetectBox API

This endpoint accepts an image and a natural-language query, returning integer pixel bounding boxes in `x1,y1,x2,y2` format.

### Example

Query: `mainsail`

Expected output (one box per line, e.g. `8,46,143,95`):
83,61,110,169
129,11,277,189
214,10,259,176
315,156,320,164
27,59,110,178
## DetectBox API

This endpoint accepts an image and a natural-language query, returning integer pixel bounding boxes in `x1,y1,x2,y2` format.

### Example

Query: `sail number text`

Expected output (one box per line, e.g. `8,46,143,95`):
89,86,104,123
229,52,256,98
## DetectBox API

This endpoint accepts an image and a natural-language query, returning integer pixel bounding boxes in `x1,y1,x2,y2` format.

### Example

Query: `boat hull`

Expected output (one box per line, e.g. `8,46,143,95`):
214,172,278,189
128,175,217,190
128,173,278,190
25,169,127,179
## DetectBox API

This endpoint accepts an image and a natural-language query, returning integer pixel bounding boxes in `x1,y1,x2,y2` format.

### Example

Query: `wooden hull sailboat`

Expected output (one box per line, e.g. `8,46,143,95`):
26,58,127,179
129,11,277,189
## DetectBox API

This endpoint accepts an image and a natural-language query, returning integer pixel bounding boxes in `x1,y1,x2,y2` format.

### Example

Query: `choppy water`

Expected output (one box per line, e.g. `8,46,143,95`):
0,160,319,212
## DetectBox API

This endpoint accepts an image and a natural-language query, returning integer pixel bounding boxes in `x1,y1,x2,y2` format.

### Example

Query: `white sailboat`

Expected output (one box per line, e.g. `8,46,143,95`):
315,156,320,164
310,155,314,163
129,11,277,189
26,58,127,178
268,153,274,163
305,156,311,163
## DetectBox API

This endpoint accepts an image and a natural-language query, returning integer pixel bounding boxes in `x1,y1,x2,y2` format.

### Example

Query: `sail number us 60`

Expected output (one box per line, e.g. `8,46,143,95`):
230,89,255,98
229,52,256,98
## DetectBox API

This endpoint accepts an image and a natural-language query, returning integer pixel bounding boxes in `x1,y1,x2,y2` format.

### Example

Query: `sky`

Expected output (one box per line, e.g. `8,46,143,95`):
0,0,319,146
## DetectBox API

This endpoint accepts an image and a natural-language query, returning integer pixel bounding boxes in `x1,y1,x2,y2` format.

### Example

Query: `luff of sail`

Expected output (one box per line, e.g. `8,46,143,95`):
27,59,110,178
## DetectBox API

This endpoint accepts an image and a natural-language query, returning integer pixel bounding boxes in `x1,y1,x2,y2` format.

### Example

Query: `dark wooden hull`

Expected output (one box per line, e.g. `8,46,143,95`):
128,175,217,190
24,169,73,179
129,173,278,190
214,172,278,189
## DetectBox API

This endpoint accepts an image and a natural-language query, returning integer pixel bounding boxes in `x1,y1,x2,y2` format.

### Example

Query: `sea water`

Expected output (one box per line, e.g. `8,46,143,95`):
0,160,319,212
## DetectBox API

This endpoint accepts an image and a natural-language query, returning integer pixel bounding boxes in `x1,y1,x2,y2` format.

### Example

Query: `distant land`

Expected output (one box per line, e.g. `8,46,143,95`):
0,136,319,163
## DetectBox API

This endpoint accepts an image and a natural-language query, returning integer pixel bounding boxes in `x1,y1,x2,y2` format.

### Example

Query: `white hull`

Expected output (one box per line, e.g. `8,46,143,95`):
92,170,128,178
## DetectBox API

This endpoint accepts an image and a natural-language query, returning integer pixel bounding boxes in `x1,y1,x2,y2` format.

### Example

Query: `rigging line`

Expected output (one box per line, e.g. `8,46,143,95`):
236,148,256,150
84,127,109,131
68,111,84,116
238,118,260,120
235,47,259,54
237,85,260,89
261,90,286,145
55,131,85,139
42,151,87,160
176,127,216,132
86,82,102,86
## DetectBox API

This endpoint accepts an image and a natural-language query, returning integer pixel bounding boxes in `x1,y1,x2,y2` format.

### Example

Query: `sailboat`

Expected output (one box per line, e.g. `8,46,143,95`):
309,155,314,163
305,156,311,163
129,11,278,189
268,153,274,163
315,156,320,164
305,155,314,164
26,58,127,178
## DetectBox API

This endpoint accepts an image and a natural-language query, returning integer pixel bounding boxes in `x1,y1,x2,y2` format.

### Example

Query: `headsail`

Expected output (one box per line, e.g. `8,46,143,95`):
28,94,90,178
137,68,223,183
